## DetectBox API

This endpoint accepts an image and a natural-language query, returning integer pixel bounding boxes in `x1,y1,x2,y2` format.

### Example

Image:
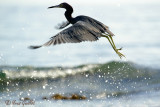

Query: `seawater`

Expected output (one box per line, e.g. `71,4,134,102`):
0,61,160,106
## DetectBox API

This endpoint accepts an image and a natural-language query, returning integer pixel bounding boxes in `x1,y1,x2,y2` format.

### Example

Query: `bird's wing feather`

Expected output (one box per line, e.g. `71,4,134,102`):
55,21,70,29
76,16,114,36
43,21,102,46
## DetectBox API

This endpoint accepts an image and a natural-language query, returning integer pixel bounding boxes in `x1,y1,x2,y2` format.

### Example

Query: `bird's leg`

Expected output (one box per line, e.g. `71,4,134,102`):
102,34,125,58
107,36,125,58
108,34,122,51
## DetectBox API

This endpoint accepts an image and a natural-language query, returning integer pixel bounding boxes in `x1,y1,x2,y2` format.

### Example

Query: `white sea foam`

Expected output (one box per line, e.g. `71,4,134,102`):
2,64,98,79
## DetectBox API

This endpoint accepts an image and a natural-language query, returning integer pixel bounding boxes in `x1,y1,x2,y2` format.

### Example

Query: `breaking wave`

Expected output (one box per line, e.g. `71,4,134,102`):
0,61,160,99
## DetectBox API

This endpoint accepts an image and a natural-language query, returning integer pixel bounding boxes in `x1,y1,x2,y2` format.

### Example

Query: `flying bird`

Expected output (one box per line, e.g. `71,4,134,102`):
29,2,125,58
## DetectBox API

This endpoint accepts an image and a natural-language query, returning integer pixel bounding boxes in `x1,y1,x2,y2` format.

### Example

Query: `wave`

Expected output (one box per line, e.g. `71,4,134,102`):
0,61,160,98
0,64,97,79
1,61,160,83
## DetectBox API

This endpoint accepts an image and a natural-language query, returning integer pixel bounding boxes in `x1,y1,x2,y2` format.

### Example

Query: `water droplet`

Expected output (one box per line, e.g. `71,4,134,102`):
108,65,110,68
7,82,9,85
43,86,46,89
86,74,89,77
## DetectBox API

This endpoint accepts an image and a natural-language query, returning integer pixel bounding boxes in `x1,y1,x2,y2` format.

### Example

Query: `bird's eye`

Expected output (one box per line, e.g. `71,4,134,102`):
59,4,63,7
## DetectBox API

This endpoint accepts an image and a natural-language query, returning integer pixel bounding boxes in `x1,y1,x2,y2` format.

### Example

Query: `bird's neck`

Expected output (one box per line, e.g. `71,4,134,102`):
65,6,74,24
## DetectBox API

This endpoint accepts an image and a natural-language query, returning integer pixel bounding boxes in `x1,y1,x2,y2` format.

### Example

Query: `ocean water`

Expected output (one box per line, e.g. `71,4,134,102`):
0,2,160,107
0,61,160,106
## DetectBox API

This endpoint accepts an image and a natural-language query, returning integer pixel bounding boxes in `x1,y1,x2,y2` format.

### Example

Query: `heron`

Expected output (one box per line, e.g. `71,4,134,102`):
29,2,125,58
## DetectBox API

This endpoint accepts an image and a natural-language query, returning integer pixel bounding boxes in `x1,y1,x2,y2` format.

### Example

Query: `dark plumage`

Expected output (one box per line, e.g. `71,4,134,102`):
29,2,125,58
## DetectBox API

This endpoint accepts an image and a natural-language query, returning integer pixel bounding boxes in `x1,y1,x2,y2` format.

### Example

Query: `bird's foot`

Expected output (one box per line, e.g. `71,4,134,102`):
117,47,122,50
114,48,125,59
114,47,125,58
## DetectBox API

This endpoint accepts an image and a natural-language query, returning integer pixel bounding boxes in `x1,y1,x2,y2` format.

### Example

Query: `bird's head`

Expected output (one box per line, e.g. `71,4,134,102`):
48,2,71,9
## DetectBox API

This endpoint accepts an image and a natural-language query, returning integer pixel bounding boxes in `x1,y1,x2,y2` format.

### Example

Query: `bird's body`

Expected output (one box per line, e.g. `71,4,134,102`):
29,2,125,58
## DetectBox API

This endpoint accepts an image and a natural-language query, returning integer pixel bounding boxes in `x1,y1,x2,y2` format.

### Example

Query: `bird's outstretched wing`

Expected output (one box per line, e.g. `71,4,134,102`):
55,21,70,29
29,21,102,49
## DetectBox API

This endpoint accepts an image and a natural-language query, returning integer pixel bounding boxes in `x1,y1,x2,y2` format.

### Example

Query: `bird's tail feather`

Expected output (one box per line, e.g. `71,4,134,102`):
105,25,115,36
29,45,42,49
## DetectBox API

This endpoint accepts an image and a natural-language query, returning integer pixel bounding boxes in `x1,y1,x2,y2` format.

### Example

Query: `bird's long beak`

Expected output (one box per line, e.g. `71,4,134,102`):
48,5,60,9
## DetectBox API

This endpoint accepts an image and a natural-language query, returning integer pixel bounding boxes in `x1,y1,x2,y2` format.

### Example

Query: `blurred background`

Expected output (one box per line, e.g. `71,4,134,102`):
0,0,160,106
0,0,160,67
